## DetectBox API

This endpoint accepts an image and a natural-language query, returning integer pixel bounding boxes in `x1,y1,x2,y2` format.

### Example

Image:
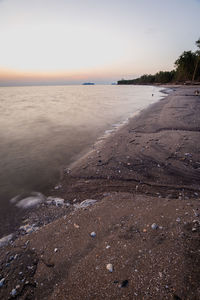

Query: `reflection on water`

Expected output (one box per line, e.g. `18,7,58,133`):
0,85,164,236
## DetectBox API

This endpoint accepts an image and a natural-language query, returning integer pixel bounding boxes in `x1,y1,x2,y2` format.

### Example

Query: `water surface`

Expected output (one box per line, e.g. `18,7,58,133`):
0,85,164,236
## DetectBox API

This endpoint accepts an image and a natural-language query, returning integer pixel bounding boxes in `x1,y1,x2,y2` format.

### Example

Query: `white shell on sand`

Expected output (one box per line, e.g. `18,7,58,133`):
74,199,97,209
106,263,113,272
0,233,13,248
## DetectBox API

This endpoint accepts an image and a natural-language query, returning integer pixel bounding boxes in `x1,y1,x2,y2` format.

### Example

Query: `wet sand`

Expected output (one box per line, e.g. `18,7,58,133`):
0,86,200,299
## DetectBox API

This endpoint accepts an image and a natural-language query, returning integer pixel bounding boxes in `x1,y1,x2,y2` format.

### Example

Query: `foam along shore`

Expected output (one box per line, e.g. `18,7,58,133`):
0,86,200,300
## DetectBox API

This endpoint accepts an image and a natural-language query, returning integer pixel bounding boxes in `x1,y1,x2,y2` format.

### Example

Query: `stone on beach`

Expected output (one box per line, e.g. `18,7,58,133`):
0,278,5,287
90,232,96,238
151,223,159,230
10,288,17,297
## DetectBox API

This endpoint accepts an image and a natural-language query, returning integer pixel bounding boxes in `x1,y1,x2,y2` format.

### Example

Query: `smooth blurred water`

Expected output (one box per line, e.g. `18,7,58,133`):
0,85,164,236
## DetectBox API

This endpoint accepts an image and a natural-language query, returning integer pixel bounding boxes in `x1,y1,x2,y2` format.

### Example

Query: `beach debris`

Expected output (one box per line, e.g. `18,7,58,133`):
19,224,39,234
0,278,5,287
64,168,71,174
106,263,113,272
106,245,111,249
11,192,46,209
119,280,129,288
54,184,62,190
46,197,65,206
74,199,97,209
54,248,58,253
0,233,13,247
176,217,181,223
90,232,96,238
151,223,158,230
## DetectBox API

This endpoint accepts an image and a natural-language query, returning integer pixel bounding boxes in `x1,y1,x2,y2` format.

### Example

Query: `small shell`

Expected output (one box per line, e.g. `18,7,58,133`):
106,263,113,272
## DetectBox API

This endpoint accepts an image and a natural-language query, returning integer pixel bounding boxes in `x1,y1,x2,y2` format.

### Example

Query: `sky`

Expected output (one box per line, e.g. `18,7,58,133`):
0,0,200,85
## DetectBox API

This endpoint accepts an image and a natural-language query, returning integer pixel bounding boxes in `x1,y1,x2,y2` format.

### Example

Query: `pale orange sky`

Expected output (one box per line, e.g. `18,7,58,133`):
0,0,200,85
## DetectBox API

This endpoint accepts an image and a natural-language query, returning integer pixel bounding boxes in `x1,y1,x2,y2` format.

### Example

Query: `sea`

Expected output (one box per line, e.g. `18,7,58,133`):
0,85,165,237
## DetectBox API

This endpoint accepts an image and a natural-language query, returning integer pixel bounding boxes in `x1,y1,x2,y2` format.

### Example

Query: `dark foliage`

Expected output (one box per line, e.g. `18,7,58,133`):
118,39,200,85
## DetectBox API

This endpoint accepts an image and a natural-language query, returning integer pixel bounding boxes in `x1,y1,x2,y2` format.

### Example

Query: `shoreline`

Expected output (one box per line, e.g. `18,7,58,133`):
0,86,200,299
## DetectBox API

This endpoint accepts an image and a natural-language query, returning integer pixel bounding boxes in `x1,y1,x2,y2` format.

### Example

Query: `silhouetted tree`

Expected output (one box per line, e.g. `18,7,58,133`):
117,39,200,85
192,38,200,82
154,71,175,83
175,51,197,81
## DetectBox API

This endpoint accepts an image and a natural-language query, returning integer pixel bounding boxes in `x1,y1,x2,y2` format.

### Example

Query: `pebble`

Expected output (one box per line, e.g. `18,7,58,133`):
11,289,17,297
151,223,158,230
0,278,5,287
106,263,113,272
119,280,128,288
176,217,181,223
192,227,197,232
90,232,96,238
74,223,80,229
106,245,111,249
54,248,58,253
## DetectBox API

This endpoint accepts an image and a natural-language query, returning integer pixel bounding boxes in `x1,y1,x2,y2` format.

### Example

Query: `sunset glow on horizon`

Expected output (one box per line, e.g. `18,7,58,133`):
0,0,200,85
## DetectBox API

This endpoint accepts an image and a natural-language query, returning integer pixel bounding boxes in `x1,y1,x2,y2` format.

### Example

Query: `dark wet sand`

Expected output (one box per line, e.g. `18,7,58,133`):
0,86,200,299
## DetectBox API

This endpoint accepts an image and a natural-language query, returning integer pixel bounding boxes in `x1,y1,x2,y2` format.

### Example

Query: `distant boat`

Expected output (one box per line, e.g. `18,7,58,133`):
82,82,95,85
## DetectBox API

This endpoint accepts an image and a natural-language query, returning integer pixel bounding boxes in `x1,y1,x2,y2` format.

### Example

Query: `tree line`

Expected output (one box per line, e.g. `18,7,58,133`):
118,39,200,85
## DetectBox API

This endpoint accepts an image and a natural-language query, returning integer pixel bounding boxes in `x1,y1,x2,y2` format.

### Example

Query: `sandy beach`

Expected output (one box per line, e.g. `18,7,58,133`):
0,86,200,299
